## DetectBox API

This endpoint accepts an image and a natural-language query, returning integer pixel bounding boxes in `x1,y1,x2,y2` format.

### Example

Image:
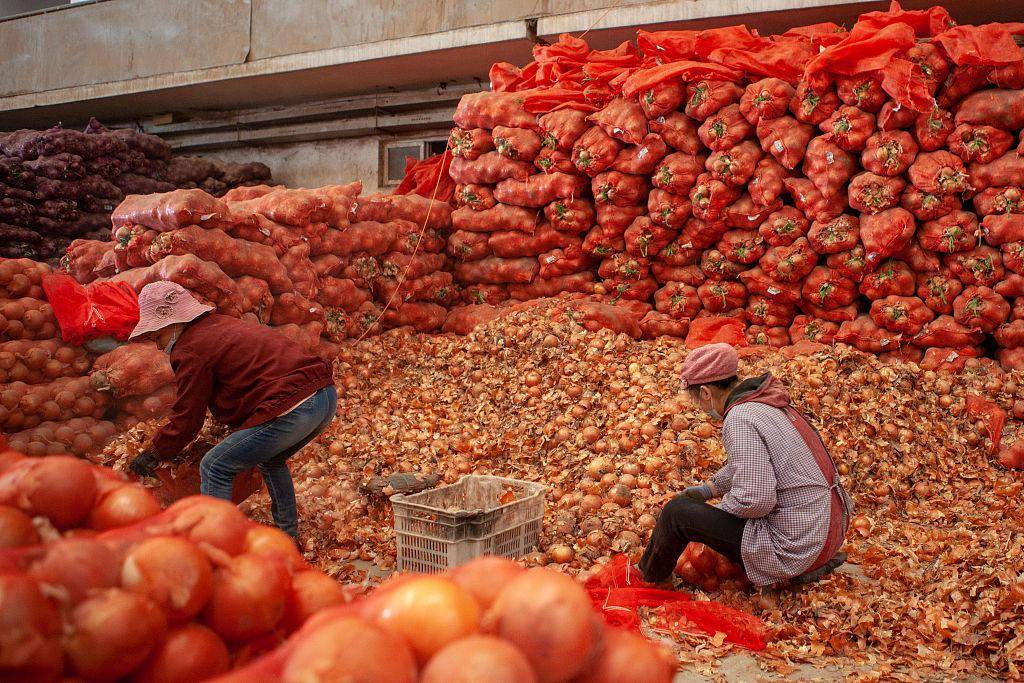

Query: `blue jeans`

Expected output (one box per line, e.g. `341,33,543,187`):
200,385,337,539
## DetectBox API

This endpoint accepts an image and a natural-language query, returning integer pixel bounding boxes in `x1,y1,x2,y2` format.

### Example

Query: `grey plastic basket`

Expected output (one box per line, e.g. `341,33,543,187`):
390,474,545,573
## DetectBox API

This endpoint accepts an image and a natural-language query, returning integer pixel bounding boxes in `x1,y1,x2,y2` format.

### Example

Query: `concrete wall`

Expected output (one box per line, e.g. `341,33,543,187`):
209,137,381,192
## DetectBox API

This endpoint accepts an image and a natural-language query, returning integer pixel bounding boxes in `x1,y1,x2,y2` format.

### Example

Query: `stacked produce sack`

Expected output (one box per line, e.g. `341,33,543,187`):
0,258,119,455
0,118,270,263
63,183,455,358
0,448,356,682
443,3,1024,371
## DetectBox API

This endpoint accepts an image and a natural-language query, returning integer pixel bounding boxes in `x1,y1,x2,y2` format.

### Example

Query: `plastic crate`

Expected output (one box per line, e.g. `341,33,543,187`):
390,474,545,573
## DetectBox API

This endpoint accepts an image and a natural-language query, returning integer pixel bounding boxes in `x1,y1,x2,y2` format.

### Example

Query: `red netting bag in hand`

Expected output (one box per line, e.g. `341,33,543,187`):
42,272,139,345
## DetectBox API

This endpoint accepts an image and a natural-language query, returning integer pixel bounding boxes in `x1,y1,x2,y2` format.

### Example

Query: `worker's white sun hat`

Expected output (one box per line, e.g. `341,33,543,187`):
129,281,213,338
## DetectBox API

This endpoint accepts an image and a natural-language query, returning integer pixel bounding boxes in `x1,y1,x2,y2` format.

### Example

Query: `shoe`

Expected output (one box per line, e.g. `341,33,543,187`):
788,551,847,587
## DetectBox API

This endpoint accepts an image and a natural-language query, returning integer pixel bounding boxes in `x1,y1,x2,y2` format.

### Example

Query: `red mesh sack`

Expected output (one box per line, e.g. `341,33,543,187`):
739,78,795,125
110,254,242,318
639,80,687,119
790,315,839,344
953,285,1010,333
654,282,702,320
454,91,538,130
690,174,741,222
389,219,445,255
442,304,503,335
678,217,729,250
539,109,591,151
995,319,1024,348
900,186,960,221
535,147,577,174
698,105,753,152
970,151,1024,192
860,207,916,265
803,136,856,199
494,173,588,208
601,277,658,302
943,245,1004,287
819,105,877,151
448,128,493,160
1003,241,1024,275
318,277,370,313
610,134,669,175
745,295,796,327
561,300,640,338
270,292,325,326
685,80,744,121
545,198,595,233
685,316,747,348
489,224,580,258
861,130,918,177
722,194,780,231
982,214,1024,246
452,204,538,234
954,89,1024,132
907,151,969,196
760,237,817,283
913,106,956,152
898,239,941,273
848,172,905,214
917,210,978,253
999,347,1024,373
461,283,509,305
624,217,676,259
639,310,689,339
697,280,747,312
538,243,591,278
965,393,1007,456
381,252,447,281
453,184,497,212
587,97,648,145
648,189,692,230
491,125,542,162
112,189,237,232
149,227,292,294
836,315,902,354
582,225,625,258
790,81,839,125
596,204,646,234
877,100,917,131
572,126,624,176
859,259,915,300
916,271,963,315
649,112,704,155
869,295,935,335
826,245,869,282
919,346,982,372
652,153,706,196
756,116,814,170
448,152,533,185
706,141,762,187
746,325,790,347
994,272,1024,299
454,257,538,285
974,187,1024,217
718,230,766,265
380,302,447,332
739,267,802,305
700,249,747,282
948,124,1014,164
834,75,887,112
801,266,858,309
508,271,594,299
312,222,397,258
592,171,650,207
748,156,793,208
807,214,860,254
759,207,809,247
784,177,846,222
800,300,858,323
912,315,986,348
597,253,649,281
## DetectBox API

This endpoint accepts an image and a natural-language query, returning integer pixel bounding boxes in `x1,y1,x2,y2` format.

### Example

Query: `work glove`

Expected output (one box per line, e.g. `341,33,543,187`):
129,451,158,478
682,484,713,502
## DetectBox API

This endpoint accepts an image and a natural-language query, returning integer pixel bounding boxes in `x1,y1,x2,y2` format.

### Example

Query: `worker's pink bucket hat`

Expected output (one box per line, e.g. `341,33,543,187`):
679,343,738,389
129,281,212,338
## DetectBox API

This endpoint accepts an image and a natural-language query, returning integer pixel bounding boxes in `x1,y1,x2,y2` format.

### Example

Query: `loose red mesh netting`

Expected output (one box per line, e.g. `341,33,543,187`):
966,394,1007,454
584,555,769,651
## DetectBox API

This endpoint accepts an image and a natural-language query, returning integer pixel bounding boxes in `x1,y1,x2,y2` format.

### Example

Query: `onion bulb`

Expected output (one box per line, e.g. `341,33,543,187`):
483,568,603,683
28,538,119,604
548,544,575,564
122,536,213,622
64,589,167,681
203,553,291,642
450,556,525,611
166,496,250,555
131,623,230,683
420,635,537,683
280,617,417,683
575,628,676,682
0,574,61,676
23,456,97,529
0,504,38,548
283,570,349,630
244,526,304,570
370,576,480,663
88,483,161,531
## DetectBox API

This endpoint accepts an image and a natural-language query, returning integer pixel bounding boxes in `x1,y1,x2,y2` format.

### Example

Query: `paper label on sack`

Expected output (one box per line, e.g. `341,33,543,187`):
200,213,217,221
637,147,649,160
825,152,835,164
613,127,625,136
946,351,959,362
773,141,784,153
767,286,781,295
881,338,891,346
681,242,693,249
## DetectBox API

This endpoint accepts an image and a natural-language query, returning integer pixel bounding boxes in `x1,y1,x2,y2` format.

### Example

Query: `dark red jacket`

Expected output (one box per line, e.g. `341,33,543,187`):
152,314,333,459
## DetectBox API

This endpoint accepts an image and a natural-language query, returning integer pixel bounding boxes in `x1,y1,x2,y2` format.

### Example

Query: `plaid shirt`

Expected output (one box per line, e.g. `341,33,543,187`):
706,402,854,586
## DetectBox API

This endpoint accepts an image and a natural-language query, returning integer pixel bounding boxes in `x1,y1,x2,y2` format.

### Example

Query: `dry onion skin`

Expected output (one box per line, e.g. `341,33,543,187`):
101,299,1024,679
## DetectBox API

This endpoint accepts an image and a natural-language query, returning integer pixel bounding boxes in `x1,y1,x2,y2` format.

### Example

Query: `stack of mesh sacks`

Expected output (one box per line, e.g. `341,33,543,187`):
441,4,1024,372
0,118,270,263
65,184,454,364
0,257,118,456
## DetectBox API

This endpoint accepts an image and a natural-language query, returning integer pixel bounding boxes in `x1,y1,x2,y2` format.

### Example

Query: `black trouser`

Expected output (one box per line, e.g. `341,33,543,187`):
639,495,746,583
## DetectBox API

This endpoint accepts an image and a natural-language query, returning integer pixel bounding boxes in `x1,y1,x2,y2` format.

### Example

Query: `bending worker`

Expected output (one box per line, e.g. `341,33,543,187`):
128,281,337,542
639,343,853,588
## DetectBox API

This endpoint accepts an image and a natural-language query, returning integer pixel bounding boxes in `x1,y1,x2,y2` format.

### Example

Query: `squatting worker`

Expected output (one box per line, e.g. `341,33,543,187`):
127,281,337,542
639,343,854,588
